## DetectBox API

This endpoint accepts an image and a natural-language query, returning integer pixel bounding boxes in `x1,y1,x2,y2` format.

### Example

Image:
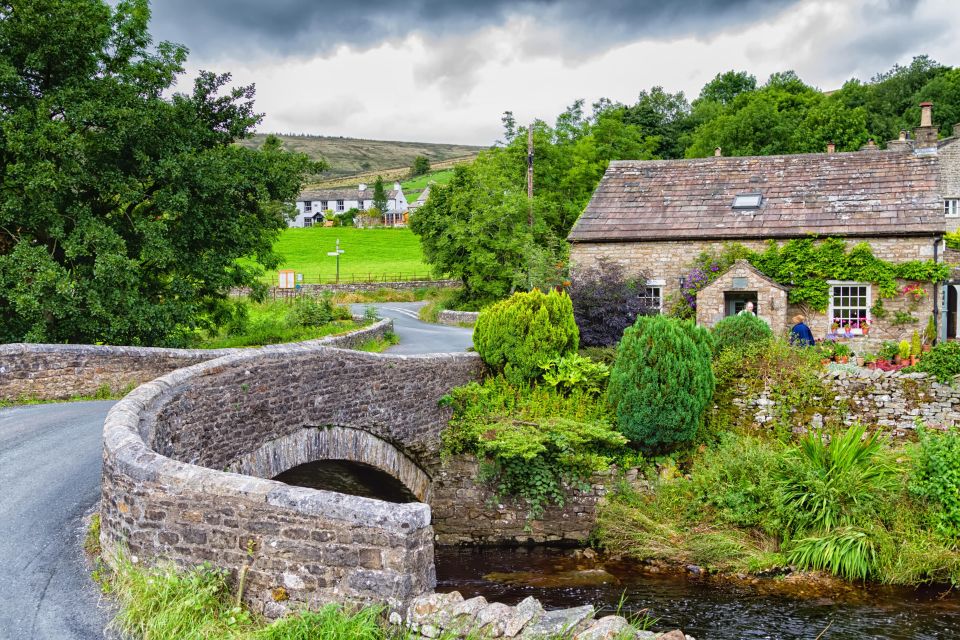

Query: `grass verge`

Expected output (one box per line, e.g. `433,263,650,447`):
355,332,400,353
0,382,137,408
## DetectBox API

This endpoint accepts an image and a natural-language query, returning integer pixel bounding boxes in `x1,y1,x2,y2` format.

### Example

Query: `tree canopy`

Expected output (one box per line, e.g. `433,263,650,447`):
0,0,320,345
411,56,960,306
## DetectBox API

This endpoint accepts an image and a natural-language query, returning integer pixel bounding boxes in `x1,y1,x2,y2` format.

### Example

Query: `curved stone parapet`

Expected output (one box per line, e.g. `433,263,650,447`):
100,341,484,614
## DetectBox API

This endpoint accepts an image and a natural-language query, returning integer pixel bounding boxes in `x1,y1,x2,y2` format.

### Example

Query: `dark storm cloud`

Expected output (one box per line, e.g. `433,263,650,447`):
148,0,804,58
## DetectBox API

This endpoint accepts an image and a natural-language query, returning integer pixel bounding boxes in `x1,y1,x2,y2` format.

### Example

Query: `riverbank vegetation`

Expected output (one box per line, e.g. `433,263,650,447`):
447,287,960,587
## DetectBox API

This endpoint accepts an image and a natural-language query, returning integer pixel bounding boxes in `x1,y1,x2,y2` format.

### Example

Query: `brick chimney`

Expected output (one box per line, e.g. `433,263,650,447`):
886,129,912,152
826,141,836,154
914,101,938,146
860,139,878,151
714,147,722,157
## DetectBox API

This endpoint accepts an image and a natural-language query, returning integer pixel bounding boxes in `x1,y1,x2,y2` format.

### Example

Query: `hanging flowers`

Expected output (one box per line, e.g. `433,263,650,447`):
902,283,927,304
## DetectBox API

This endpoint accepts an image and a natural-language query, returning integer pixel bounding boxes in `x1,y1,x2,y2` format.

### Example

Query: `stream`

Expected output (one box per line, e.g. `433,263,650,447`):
275,461,960,639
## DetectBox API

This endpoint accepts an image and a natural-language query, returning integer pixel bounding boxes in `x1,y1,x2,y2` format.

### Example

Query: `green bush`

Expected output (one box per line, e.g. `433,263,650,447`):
607,315,715,451
538,354,609,395
711,314,772,355
442,377,627,519
473,289,579,385
777,424,898,536
285,297,340,328
788,528,878,581
911,427,960,539
914,341,960,382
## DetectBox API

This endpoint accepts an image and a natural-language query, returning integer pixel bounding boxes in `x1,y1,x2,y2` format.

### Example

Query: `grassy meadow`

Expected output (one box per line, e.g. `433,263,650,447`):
264,227,430,284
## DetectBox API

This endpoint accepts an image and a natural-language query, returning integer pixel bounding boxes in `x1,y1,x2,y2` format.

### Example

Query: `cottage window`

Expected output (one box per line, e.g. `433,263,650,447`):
829,283,870,328
946,199,960,217
303,200,312,212
336,200,345,212
357,200,365,211
640,280,664,313
320,200,328,210
303,217,313,228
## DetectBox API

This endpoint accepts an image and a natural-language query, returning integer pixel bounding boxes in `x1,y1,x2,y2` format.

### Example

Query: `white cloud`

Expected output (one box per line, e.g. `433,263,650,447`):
172,0,960,145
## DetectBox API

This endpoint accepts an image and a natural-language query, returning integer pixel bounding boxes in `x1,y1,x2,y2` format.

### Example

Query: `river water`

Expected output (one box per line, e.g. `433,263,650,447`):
435,546,960,640
274,461,960,639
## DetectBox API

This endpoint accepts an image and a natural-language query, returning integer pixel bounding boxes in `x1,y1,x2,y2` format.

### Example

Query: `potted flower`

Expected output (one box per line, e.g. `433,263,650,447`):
860,318,870,336
831,318,840,332
863,353,878,369
910,330,922,366
896,340,911,365
819,341,836,365
834,342,852,364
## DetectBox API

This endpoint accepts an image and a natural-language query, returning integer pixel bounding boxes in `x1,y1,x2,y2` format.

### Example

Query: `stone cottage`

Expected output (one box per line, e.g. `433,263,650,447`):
569,103,960,349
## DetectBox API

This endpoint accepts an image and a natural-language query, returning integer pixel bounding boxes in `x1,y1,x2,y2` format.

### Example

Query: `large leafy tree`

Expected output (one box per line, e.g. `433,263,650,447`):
0,0,319,345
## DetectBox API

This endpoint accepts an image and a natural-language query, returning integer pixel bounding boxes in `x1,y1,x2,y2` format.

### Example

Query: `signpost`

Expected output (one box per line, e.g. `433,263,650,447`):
327,238,345,284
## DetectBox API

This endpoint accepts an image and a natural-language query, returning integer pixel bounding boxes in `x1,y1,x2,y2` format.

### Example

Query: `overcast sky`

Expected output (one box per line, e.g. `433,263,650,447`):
147,0,960,145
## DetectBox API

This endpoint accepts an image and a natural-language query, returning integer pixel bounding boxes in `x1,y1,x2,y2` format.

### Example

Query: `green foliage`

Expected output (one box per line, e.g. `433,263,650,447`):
710,314,773,355
473,290,579,386
0,0,319,346
409,155,431,177
538,354,610,396
898,340,912,361
442,377,627,519
911,331,923,357
577,346,618,366
252,605,386,640
197,300,358,349
285,297,338,328
911,427,960,539
913,341,960,382
371,176,389,214
777,425,898,536
787,528,879,581
608,315,715,451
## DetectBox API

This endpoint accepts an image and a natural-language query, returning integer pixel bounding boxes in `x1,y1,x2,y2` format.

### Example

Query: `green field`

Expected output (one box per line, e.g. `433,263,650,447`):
401,168,455,200
265,227,430,284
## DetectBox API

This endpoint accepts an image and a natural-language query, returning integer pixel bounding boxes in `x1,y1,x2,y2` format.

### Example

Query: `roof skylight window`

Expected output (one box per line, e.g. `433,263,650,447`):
732,193,763,209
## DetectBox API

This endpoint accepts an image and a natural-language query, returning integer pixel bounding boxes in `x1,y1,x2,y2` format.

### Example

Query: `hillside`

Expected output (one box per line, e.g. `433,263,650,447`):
241,133,485,181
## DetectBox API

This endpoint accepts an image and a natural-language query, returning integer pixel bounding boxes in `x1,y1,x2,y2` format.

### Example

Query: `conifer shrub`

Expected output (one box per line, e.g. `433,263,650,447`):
473,289,579,385
711,313,772,355
607,315,715,451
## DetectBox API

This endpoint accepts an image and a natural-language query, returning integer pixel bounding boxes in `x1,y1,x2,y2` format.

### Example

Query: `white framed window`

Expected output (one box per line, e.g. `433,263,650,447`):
303,200,312,212
303,217,313,228
829,282,870,329
357,200,365,211
336,200,345,212
640,279,664,313
946,199,960,217
320,200,328,210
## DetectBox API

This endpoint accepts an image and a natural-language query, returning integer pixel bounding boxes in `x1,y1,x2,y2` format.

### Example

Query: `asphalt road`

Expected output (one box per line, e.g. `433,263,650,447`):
0,304,472,639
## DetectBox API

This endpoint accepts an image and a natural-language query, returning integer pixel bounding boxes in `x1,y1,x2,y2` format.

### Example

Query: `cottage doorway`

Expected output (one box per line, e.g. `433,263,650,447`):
724,292,758,317
947,285,958,340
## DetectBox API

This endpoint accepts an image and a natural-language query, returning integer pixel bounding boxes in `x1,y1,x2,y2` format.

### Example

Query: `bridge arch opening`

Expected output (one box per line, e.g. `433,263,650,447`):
225,425,432,502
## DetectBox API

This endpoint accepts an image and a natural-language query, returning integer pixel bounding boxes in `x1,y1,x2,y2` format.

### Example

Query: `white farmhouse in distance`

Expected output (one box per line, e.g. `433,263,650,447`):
291,181,409,227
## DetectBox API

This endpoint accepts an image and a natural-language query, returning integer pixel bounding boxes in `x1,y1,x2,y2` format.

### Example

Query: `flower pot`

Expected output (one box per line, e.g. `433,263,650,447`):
866,362,876,370
821,358,831,366
839,356,849,364
923,344,931,353
856,357,864,367
910,356,917,366
894,355,902,365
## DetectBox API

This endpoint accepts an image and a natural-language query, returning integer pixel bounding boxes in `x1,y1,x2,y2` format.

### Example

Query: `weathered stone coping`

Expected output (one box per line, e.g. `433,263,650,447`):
0,316,392,401
436,310,480,327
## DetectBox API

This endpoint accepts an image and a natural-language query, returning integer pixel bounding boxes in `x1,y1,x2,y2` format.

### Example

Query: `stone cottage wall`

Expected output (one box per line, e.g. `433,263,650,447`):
100,344,485,616
0,317,392,402
430,456,611,546
695,261,789,332
941,135,960,234
570,236,938,346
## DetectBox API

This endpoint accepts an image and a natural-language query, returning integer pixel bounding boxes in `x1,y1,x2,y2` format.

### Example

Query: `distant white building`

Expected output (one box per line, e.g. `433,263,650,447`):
406,186,431,214
291,182,409,227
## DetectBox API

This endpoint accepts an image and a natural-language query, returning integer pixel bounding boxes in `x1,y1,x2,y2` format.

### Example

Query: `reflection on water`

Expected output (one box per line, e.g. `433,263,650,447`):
271,460,418,503
435,546,960,640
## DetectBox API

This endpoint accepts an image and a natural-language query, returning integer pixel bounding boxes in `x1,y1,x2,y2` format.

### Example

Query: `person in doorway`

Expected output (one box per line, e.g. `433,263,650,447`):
738,301,756,316
790,314,815,347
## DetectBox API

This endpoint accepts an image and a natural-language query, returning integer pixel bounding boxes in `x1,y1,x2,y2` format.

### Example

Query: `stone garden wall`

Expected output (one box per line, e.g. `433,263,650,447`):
100,342,484,615
734,367,960,433
0,317,392,402
436,310,480,327
431,456,611,546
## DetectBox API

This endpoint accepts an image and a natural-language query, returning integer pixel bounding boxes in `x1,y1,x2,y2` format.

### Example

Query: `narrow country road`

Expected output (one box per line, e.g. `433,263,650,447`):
0,304,472,639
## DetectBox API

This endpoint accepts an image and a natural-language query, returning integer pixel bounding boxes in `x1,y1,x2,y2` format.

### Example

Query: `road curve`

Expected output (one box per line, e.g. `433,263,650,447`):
0,304,473,639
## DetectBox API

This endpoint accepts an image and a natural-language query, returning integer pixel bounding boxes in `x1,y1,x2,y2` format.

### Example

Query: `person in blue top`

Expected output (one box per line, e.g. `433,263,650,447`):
790,314,815,347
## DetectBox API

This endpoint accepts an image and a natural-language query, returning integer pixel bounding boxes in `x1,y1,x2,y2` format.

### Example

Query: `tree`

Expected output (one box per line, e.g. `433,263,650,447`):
371,175,389,215
410,155,431,177
697,70,757,106
0,0,319,345
607,315,715,452
568,258,654,347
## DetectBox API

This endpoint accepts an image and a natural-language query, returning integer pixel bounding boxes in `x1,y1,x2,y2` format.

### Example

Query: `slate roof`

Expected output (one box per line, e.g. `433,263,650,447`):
568,151,944,243
299,188,399,202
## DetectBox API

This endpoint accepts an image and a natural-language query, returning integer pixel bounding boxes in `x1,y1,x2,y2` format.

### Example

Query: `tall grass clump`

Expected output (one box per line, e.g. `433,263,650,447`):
473,289,579,385
607,315,714,452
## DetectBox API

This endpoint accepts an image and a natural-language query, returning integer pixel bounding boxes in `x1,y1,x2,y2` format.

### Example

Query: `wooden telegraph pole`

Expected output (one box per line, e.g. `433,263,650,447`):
526,124,534,229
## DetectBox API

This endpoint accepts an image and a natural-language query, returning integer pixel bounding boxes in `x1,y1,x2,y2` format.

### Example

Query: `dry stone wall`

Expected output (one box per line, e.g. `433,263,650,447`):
734,367,960,433
0,317,392,402
100,342,484,615
431,456,611,545
436,310,479,326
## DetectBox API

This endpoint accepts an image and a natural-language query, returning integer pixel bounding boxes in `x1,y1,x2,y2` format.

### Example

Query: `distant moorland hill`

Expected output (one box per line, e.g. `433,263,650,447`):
240,133,485,184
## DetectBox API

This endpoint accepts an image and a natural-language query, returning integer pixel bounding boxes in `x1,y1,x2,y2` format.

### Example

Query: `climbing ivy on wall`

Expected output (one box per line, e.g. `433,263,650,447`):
670,238,949,316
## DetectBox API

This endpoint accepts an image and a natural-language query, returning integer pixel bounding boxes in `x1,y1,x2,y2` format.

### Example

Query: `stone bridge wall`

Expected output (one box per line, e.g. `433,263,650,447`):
435,310,480,327
0,318,391,402
100,342,484,615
